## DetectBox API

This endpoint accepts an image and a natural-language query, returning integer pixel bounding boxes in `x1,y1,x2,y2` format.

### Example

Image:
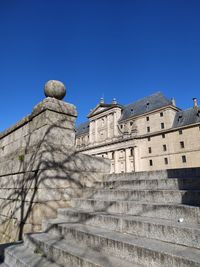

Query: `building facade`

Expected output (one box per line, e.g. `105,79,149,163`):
75,92,200,173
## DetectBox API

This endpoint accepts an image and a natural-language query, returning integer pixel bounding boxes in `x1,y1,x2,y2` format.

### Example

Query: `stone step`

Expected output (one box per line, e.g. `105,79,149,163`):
95,178,200,190
105,168,200,181
46,223,200,267
4,243,61,267
55,208,200,249
24,232,141,267
71,198,200,223
83,188,200,204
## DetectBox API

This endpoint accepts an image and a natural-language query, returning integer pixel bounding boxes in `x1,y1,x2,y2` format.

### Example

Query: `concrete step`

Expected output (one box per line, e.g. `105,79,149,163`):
4,243,61,267
83,188,200,204
71,198,200,223
24,232,141,267
95,178,200,190
55,207,200,249
46,223,200,267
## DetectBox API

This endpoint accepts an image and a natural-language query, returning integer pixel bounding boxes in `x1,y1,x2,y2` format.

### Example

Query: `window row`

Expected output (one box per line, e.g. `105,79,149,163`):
111,148,134,159
146,112,163,122
147,122,165,132
149,155,187,166
147,129,185,142
148,141,185,153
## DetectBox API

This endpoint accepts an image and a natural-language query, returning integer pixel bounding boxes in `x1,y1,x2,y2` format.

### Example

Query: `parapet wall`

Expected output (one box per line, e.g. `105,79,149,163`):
0,94,110,243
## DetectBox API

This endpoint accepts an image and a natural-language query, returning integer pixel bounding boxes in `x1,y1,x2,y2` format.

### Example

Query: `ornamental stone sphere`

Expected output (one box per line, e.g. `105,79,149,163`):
44,80,66,100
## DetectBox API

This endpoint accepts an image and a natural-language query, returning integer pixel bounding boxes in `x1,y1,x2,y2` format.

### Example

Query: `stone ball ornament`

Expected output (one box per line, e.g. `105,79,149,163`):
44,80,66,100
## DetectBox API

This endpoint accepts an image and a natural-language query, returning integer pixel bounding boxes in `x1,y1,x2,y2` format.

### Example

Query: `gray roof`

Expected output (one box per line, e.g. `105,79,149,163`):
119,92,172,121
76,92,173,136
172,107,200,128
76,121,89,136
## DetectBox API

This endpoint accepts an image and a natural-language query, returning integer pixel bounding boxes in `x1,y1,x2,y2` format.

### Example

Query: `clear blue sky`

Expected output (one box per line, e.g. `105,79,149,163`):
1,0,200,131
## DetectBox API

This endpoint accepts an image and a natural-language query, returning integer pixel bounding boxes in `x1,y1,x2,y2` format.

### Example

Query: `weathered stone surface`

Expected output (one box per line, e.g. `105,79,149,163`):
44,80,66,100
2,169,200,266
0,90,110,244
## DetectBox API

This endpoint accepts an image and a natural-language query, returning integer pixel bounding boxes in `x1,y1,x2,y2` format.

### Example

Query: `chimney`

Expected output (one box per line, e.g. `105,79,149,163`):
100,97,104,104
193,98,198,108
112,98,117,104
171,97,176,106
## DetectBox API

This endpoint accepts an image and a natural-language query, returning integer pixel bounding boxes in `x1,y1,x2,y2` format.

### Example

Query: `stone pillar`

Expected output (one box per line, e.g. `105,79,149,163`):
0,80,111,243
114,150,119,173
107,115,110,139
125,148,130,173
31,97,77,150
134,146,140,172
95,120,98,143
89,121,92,143
113,112,118,136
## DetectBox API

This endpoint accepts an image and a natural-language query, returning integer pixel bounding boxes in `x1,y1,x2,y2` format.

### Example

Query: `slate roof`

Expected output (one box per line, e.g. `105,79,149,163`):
119,92,172,122
76,121,89,136
172,107,200,128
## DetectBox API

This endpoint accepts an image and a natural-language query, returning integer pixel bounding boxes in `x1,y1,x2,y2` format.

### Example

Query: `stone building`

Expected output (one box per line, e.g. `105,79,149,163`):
75,92,200,173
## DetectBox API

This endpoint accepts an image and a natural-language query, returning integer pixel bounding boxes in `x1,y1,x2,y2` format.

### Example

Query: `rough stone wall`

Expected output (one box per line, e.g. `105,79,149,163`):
0,97,110,243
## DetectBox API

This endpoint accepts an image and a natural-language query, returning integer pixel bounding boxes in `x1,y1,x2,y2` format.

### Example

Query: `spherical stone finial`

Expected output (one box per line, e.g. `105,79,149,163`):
44,80,66,100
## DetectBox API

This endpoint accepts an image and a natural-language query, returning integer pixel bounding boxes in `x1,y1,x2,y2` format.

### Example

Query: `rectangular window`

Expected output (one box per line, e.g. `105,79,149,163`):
146,117,149,121
148,147,152,153
148,137,151,141
130,148,133,156
161,123,165,129
180,141,185,148
179,130,183,135
149,159,153,166
182,155,186,163
147,126,150,132
120,125,123,129
164,157,168,165
130,121,133,126
160,112,164,117
163,144,167,151
162,133,165,138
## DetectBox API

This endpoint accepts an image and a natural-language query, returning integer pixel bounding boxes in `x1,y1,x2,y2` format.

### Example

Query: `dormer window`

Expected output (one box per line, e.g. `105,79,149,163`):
178,114,183,122
130,108,134,115
146,102,150,110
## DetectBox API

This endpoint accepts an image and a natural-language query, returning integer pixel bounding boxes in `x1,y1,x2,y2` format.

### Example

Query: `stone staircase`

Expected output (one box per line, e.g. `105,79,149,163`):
2,170,200,267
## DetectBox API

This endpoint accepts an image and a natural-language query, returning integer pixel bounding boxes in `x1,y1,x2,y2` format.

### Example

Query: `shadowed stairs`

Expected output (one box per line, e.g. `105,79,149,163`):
2,170,200,267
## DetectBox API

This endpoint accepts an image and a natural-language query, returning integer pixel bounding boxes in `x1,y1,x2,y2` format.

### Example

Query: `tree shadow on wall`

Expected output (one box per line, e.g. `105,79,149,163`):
0,105,111,265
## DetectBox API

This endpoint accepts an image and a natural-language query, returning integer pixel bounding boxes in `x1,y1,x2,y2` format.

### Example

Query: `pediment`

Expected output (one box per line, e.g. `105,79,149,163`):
92,106,109,115
88,104,112,118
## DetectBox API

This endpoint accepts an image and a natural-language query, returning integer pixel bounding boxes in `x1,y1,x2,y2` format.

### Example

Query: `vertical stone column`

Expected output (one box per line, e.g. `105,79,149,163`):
114,150,119,173
89,121,93,144
125,148,130,173
134,146,140,172
95,120,98,143
107,115,110,139
113,112,118,137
